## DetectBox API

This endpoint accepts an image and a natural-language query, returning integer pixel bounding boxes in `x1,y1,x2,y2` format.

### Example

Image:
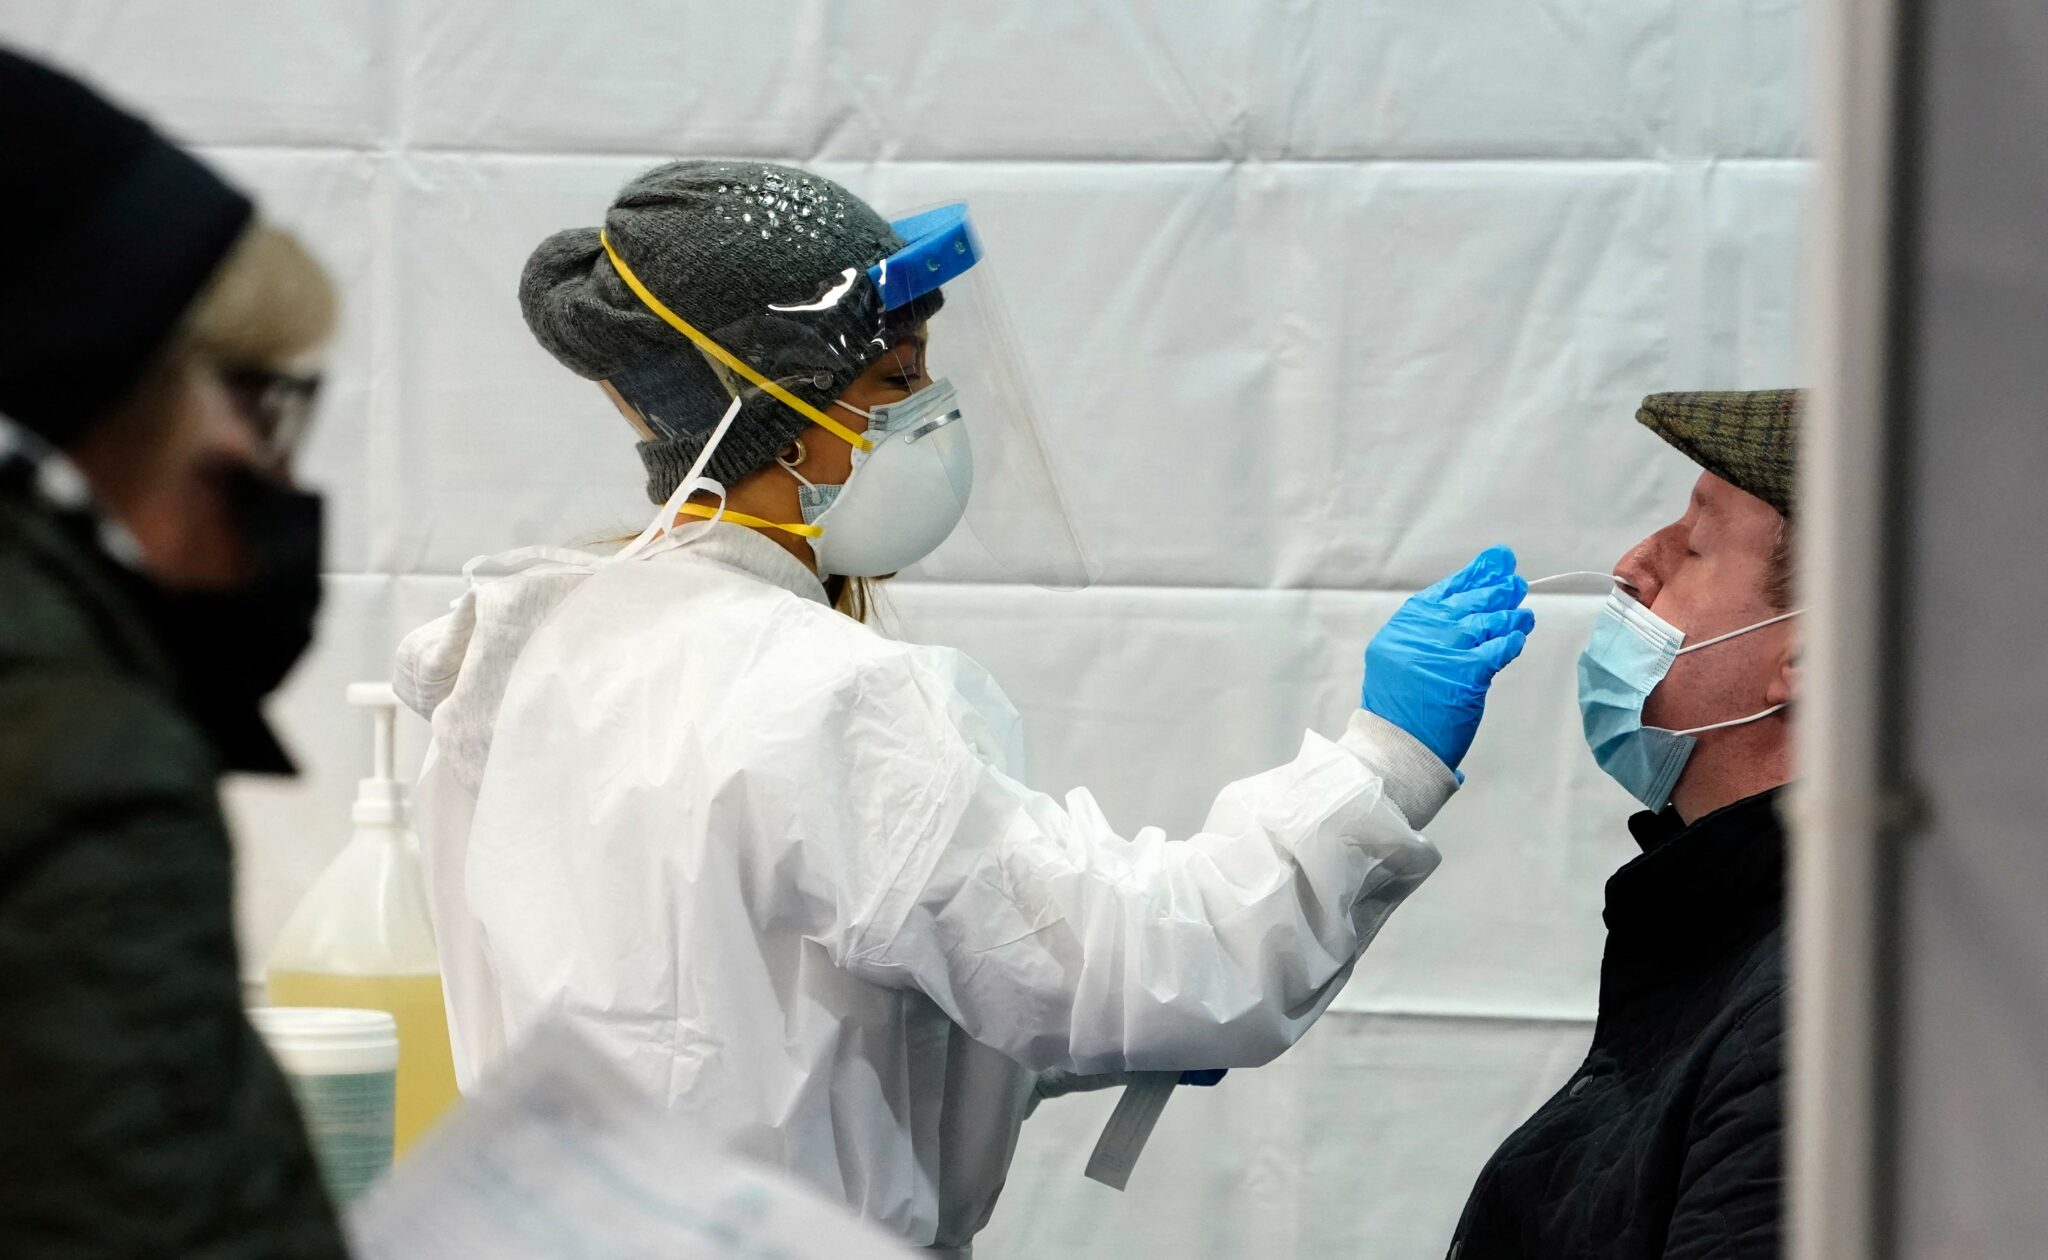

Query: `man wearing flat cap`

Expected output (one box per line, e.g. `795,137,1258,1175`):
1448,390,1801,1259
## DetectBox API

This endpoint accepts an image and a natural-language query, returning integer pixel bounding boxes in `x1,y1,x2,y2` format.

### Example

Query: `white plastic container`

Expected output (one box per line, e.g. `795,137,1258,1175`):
266,683,459,1155
249,1006,398,1204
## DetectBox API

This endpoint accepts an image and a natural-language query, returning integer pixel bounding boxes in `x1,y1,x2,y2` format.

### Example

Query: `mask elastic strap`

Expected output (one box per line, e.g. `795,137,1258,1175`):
780,452,822,494
835,399,874,422
614,395,743,564
1675,608,1804,655
1673,703,1787,738
776,452,839,537
598,230,874,454
674,501,821,539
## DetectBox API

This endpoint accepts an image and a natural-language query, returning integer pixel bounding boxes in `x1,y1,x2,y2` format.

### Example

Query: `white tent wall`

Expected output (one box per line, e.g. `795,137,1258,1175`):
1,3,1807,1255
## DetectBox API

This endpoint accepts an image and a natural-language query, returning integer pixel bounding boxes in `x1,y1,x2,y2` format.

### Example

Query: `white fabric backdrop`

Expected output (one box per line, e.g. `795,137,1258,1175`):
3,3,1806,1255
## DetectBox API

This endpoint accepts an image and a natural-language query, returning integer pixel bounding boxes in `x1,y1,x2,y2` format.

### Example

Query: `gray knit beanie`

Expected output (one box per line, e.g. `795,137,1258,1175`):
520,160,912,503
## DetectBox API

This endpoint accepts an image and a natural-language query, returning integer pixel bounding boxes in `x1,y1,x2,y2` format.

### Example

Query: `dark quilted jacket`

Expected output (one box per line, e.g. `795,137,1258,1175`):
1449,788,1786,1259
0,477,348,1259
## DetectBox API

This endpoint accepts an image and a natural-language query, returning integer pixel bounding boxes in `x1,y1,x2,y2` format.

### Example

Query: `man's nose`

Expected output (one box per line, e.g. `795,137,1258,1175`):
1614,540,1659,604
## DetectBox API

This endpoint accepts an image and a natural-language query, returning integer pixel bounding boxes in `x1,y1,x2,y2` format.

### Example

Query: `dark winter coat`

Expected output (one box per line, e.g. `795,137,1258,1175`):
1449,788,1787,1259
0,459,347,1258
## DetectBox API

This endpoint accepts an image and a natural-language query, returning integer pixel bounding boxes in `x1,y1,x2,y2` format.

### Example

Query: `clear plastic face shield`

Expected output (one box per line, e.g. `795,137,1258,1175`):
856,204,1095,590
599,200,1095,590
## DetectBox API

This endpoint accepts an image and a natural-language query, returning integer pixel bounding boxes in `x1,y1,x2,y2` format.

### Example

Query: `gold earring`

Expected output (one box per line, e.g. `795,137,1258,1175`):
777,438,809,471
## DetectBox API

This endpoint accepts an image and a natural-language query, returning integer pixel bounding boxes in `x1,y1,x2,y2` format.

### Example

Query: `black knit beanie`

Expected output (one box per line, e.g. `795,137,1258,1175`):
0,49,253,448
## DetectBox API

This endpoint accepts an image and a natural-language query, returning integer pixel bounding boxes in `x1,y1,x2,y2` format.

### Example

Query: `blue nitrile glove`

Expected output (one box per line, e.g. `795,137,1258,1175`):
1362,545,1534,772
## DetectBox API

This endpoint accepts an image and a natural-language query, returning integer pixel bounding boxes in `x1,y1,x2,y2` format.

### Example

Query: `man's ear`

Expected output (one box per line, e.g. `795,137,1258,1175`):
1767,634,1801,707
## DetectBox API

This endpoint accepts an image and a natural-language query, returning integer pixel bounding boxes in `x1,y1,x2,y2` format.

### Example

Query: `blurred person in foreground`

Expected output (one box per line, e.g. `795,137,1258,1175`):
0,50,347,1257
1448,391,1801,1259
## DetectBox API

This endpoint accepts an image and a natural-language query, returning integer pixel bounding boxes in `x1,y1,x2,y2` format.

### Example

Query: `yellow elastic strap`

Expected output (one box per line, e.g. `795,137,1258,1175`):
675,501,823,540
599,230,874,453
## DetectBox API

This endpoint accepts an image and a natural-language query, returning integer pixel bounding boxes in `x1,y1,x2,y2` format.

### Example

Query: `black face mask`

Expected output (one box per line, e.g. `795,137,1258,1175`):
116,465,325,774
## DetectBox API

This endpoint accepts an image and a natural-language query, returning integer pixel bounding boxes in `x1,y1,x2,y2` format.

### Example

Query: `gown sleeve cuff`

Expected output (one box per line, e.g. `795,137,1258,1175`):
1338,710,1460,829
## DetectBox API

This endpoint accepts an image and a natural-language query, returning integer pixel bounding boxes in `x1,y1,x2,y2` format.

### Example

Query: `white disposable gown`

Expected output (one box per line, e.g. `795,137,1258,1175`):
395,523,1459,1254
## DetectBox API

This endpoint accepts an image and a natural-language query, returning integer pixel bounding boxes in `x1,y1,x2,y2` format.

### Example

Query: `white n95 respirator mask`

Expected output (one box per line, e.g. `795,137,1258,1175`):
787,378,973,578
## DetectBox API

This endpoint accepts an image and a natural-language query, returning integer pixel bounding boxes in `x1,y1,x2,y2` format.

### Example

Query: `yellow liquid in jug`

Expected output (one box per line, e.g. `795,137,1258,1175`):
266,971,461,1156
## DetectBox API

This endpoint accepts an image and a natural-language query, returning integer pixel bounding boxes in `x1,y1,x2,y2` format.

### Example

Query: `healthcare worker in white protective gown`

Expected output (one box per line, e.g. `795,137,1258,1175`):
396,161,1535,1255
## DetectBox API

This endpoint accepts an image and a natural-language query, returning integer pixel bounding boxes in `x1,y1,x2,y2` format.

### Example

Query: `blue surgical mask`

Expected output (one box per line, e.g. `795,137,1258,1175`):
1575,587,1801,812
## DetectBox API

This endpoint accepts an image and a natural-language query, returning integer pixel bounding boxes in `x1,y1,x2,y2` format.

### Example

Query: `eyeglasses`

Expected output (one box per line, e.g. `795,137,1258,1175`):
221,368,322,468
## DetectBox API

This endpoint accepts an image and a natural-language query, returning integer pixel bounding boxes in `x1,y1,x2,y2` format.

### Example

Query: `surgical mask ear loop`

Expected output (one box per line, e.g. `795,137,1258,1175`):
1657,607,1801,738
1673,608,1803,654
777,438,819,493
614,395,743,564
1672,703,1787,738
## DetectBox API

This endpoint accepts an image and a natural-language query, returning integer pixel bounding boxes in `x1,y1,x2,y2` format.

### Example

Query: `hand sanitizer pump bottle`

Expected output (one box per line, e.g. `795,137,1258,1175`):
266,683,460,1155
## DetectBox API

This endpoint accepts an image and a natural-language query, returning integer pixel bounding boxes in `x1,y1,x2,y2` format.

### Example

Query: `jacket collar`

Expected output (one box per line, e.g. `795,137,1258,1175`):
666,520,830,607
0,415,147,575
1601,786,1788,965
0,421,171,684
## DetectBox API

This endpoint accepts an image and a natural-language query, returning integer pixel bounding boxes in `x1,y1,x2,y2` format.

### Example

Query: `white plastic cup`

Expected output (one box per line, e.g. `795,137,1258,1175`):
249,1007,399,1205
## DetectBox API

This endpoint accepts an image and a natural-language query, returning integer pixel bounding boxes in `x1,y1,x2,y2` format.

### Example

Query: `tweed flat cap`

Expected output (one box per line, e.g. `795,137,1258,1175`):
1636,389,1802,517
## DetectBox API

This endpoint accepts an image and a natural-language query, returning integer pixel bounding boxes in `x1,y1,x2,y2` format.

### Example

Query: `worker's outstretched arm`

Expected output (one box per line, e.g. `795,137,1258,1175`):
830,548,1532,1074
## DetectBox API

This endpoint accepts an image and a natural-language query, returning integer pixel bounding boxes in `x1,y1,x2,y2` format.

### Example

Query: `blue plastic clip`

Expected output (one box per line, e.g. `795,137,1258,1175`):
868,203,983,312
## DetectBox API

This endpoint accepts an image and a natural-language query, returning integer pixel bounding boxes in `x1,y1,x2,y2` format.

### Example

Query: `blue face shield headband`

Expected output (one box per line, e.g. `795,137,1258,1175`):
867,203,981,309
1574,585,1801,812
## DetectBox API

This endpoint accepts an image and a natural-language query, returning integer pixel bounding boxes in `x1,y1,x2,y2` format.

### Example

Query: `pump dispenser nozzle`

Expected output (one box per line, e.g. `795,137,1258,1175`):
347,682,405,826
